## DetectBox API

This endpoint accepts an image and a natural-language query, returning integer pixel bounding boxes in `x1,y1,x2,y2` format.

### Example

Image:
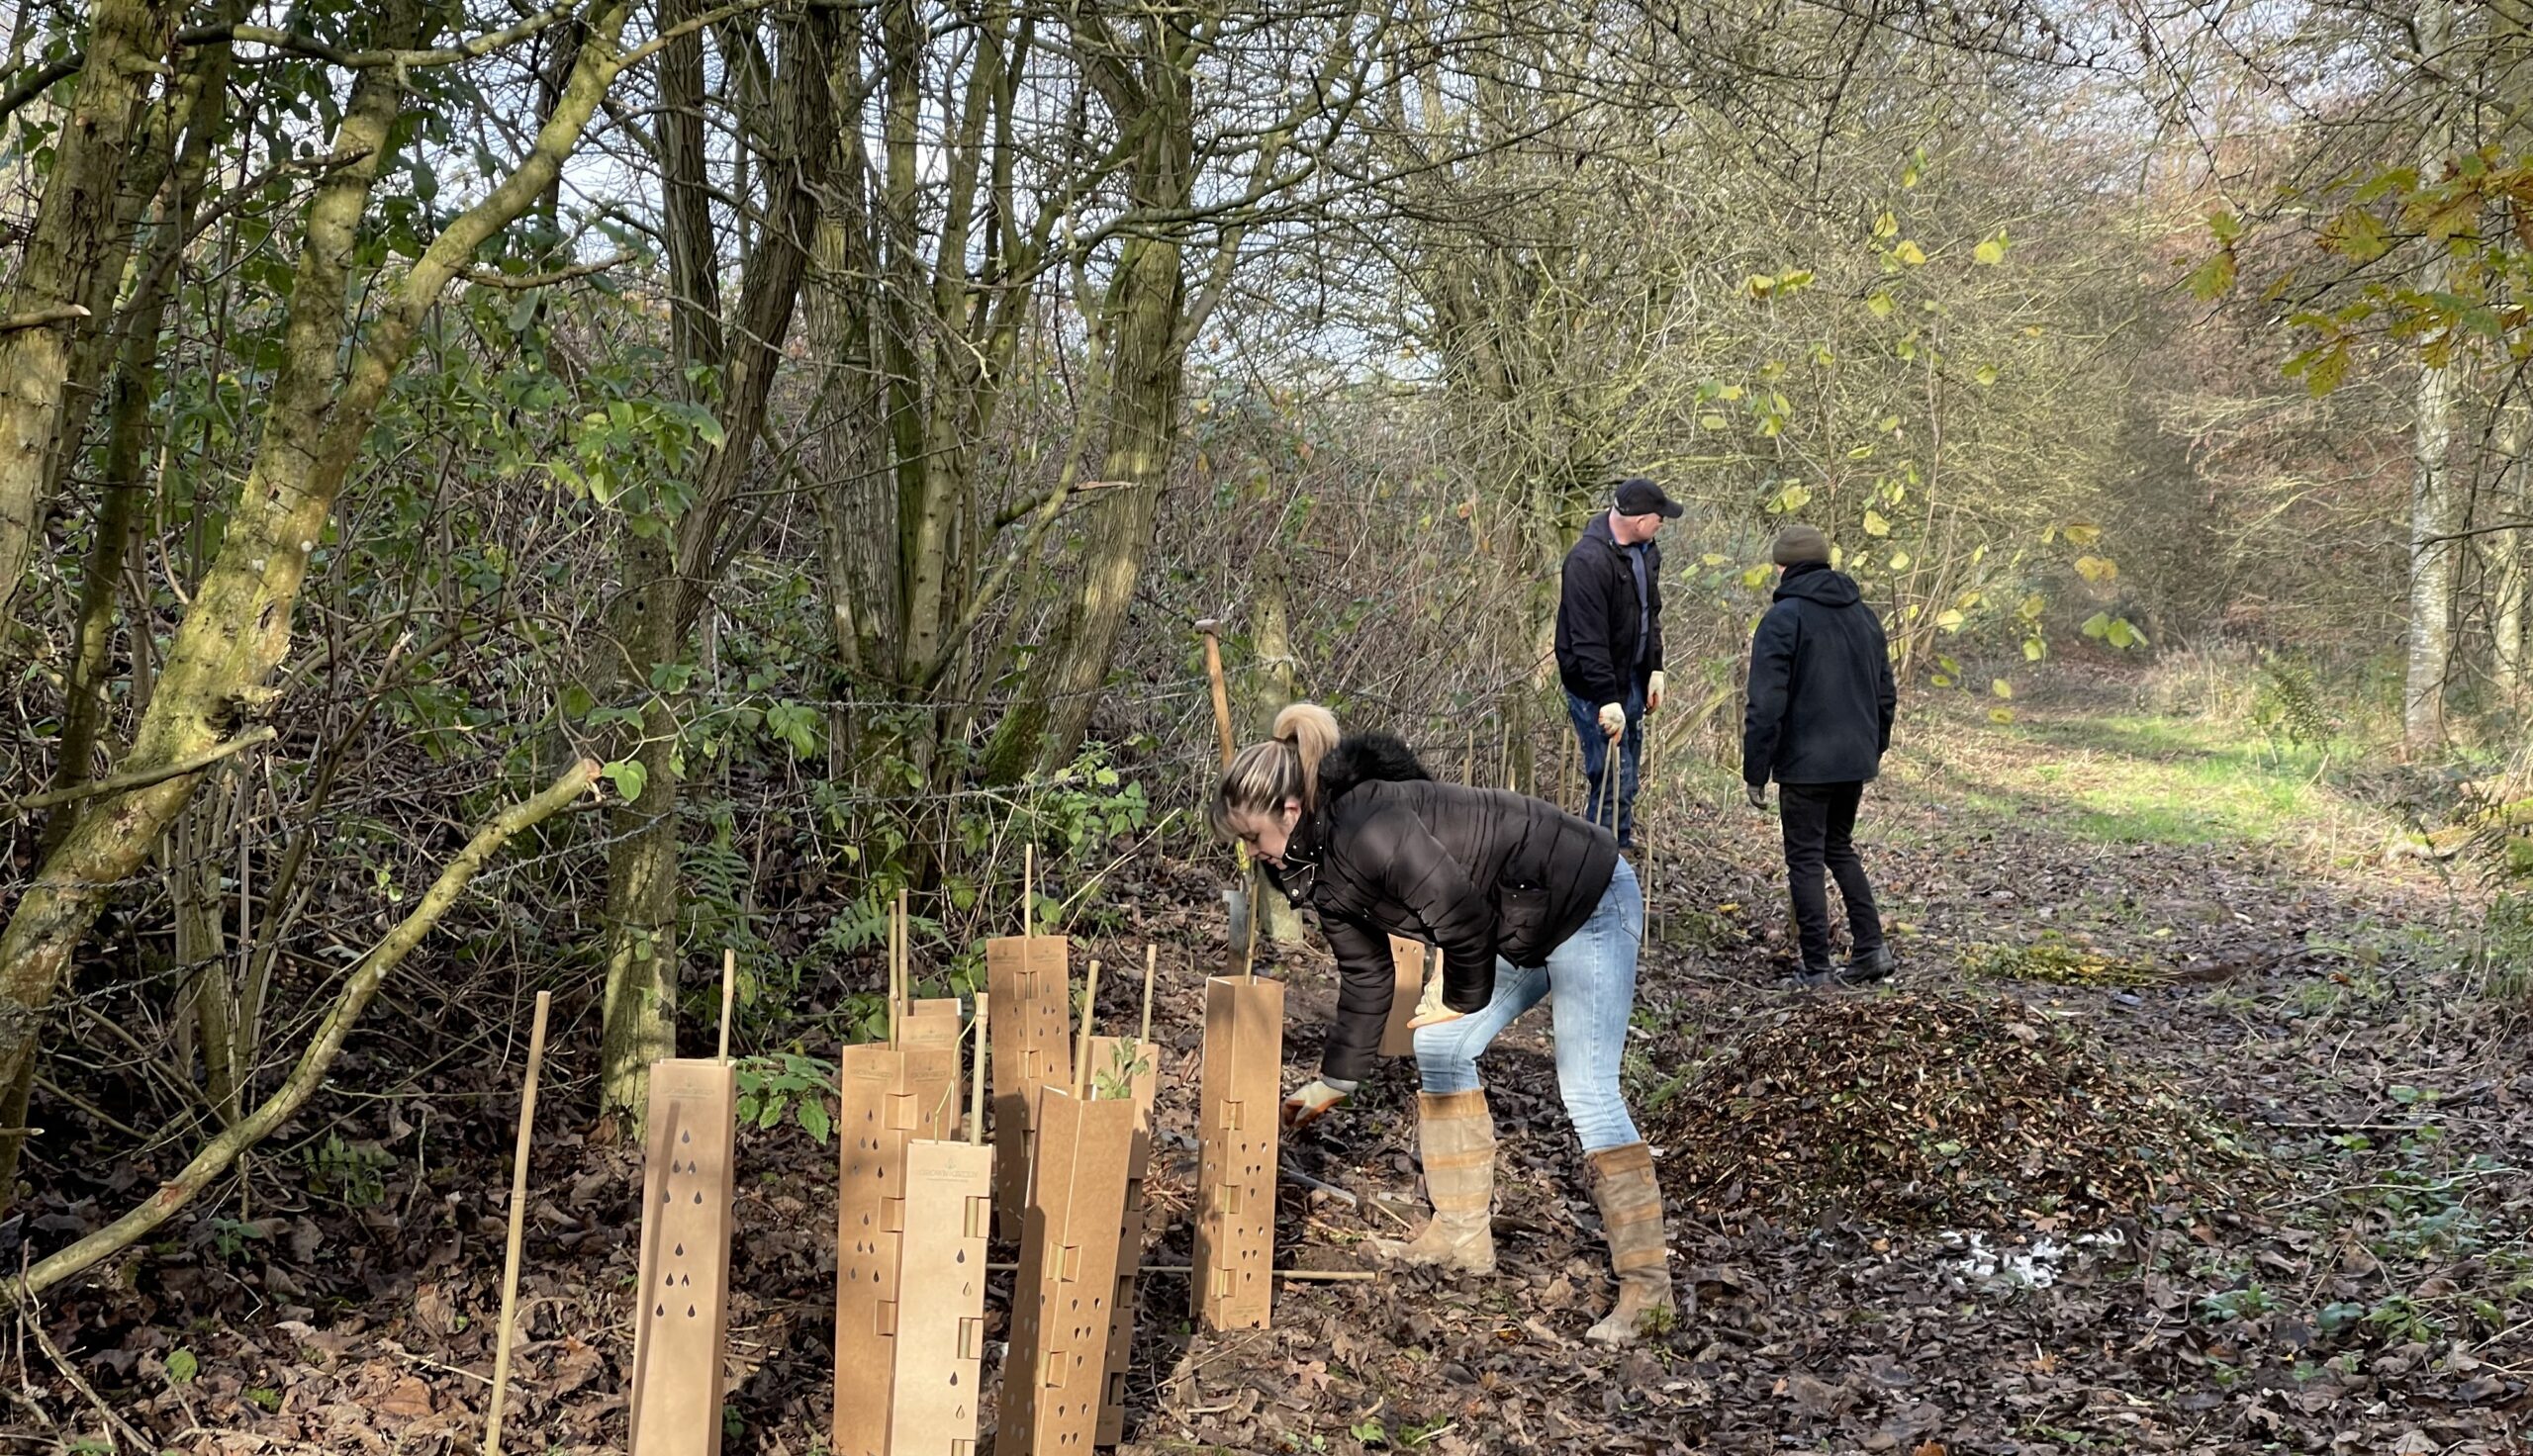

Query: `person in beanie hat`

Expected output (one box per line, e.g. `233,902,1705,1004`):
1742,522,1899,986
1553,476,1683,850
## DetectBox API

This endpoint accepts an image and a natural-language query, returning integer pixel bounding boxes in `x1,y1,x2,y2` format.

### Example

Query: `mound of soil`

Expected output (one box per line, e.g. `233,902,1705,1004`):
1644,988,2251,1228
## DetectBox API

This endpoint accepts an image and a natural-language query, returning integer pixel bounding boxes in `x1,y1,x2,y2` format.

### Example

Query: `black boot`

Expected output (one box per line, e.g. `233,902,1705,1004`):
1786,956,1839,989
1839,945,1897,985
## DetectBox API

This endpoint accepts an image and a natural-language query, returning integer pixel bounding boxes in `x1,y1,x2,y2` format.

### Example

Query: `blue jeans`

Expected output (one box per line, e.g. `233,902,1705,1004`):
1412,859,1644,1152
1564,683,1643,848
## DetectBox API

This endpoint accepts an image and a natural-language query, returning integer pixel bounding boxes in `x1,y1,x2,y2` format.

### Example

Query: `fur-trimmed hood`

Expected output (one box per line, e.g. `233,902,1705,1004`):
1315,731,1430,808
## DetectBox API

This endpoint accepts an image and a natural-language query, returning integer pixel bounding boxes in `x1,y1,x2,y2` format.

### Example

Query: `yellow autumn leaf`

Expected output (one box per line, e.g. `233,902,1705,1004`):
1894,239,1927,266
2074,554,2119,584
1992,679,2014,698
1863,509,1892,537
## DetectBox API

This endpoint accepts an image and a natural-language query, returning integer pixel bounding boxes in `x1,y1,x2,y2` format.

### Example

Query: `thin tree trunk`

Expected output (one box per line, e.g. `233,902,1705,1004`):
0,0,186,633
46,12,240,852
804,5,895,675
598,9,825,1122
2405,0,2460,755
989,106,1192,776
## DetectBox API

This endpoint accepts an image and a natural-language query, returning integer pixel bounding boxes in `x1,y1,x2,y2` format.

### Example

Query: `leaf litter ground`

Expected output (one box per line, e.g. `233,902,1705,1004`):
10,688,2531,1455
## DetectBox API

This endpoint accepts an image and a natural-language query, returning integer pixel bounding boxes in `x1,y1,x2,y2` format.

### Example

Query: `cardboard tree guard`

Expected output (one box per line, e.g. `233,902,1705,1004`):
628,1059,739,1456
1083,1035,1159,1446
887,1138,993,1456
834,1042,958,1456
1191,975,1283,1331
998,1085,1138,1456
902,996,964,1132
985,934,1072,1241
1382,936,1429,1058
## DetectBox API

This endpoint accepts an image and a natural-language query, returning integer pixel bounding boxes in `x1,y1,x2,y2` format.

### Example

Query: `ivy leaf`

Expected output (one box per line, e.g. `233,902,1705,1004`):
604,759,649,801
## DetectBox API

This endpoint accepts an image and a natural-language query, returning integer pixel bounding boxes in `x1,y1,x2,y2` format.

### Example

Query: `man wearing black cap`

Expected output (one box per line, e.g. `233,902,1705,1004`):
1554,476,1683,851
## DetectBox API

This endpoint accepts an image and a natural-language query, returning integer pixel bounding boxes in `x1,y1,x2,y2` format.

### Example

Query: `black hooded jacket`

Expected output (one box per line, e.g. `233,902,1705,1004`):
1555,512,1664,707
1266,733,1621,1084
1741,561,1898,787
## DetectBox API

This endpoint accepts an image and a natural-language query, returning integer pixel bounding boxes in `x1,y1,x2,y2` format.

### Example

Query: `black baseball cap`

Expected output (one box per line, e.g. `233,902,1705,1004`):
1614,477,1683,518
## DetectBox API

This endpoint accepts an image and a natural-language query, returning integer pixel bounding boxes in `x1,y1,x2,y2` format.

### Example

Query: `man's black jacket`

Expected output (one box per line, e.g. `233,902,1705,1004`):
1555,512,1663,706
1266,733,1620,1083
1741,561,1898,786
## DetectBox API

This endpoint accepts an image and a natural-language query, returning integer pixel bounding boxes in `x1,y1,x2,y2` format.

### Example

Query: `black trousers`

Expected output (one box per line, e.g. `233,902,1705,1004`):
1778,780,1882,968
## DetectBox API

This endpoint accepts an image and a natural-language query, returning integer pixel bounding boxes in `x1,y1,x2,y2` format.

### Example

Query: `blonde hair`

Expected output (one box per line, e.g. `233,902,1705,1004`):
1207,702,1341,840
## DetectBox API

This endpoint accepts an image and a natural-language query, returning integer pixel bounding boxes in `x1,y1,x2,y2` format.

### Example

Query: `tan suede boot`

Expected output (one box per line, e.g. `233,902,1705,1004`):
1585,1141,1675,1345
1371,1089,1496,1274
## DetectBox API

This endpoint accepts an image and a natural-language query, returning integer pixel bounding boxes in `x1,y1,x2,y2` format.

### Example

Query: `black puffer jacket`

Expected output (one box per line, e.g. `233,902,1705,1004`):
1555,512,1665,707
1266,733,1621,1083
1741,562,1898,786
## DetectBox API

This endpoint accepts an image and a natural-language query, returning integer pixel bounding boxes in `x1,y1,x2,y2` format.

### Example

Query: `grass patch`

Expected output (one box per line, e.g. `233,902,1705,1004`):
1937,709,2366,850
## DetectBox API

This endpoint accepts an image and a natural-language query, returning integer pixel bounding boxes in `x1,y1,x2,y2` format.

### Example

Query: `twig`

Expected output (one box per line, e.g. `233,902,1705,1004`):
1278,1158,1360,1208
0,305,90,334
16,726,275,811
462,252,633,290
23,1308,155,1452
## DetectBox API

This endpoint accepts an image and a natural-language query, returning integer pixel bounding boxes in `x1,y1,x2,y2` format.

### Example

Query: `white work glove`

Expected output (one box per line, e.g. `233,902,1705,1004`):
1281,1078,1351,1130
1405,973,1465,1032
1597,702,1626,740
1646,671,1666,714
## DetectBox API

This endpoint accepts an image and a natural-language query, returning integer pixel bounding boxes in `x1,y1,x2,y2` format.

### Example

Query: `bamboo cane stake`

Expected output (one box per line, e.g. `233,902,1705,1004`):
985,1262,1373,1281
482,990,551,1456
1074,958,1101,1098
969,993,989,1145
1139,945,1156,1043
717,950,736,1064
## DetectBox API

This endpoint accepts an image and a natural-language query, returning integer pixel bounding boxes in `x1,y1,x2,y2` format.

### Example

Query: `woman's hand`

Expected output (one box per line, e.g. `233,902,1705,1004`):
1281,1078,1350,1130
